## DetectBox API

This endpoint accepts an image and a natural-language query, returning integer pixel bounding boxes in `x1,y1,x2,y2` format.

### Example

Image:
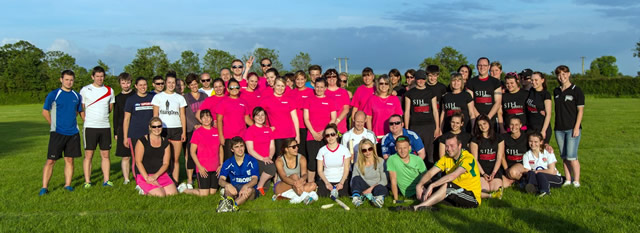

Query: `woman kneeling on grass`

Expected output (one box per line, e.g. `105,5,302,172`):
501,117,529,188
350,139,388,208
471,115,504,199
181,110,223,196
134,117,178,197
273,138,318,203
523,132,565,197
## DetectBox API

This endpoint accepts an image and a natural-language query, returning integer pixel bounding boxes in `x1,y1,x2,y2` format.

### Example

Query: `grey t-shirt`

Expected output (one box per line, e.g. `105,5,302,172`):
351,159,387,187
184,92,208,132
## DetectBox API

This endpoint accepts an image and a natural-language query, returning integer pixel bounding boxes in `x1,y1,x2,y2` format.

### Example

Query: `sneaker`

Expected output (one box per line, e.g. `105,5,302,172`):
186,183,194,190
364,193,374,201
123,179,130,185
83,183,92,189
216,199,231,213
373,195,385,208
257,187,266,196
573,182,581,188
39,188,49,196
525,184,537,194
177,183,187,193
219,187,225,197
562,181,572,187
538,192,549,197
227,196,239,212
135,185,144,195
64,186,74,192
351,196,363,207
103,181,113,187
303,196,315,205
490,187,503,199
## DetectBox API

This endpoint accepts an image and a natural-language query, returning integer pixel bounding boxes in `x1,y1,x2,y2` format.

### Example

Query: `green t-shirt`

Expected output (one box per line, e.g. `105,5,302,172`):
386,153,427,197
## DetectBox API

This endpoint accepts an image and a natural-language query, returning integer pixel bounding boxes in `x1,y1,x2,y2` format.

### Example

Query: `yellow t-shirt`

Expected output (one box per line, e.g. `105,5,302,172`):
435,149,482,205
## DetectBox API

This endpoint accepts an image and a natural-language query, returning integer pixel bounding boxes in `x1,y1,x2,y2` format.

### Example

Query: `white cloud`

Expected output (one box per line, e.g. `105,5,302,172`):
1,38,21,45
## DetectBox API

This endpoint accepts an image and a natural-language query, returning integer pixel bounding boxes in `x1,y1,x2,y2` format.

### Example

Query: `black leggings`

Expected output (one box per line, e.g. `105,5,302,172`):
316,177,350,197
526,171,564,193
350,176,388,196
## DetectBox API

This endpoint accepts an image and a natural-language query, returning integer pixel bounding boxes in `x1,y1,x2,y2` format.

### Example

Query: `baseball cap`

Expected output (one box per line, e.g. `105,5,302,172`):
414,70,427,80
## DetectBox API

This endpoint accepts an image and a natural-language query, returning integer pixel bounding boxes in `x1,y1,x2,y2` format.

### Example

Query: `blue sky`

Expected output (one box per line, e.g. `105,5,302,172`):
2,0,639,75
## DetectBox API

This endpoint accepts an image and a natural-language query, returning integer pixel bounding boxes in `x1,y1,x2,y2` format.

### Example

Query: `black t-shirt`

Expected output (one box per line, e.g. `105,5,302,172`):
124,94,155,140
441,91,473,133
135,135,170,174
502,89,529,126
405,87,435,125
114,91,135,134
466,76,502,116
394,84,407,110
425,82,447,112
471,135,504,172
438,131,471,150
553,84,585,131
502,133,527,167
526,89,551,130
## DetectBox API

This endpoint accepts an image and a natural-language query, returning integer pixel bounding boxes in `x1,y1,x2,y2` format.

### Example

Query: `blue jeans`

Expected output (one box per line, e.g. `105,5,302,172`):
555,129,581,160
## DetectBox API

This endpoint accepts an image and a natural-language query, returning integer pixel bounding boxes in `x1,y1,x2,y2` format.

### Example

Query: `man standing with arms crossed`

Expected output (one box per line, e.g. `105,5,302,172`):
81,66,115,188
40,70,84,195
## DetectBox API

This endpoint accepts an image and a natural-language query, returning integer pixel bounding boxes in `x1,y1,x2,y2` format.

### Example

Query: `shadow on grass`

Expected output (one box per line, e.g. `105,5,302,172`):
0,121,49,159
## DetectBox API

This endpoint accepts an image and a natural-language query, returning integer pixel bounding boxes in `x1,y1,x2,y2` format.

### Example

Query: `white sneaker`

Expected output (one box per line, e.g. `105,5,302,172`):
186,183,194,190
177,183,187,193
351,196,363,207
373,195,385,208
562,181,572,187
573,182,581,188
123,180,130,185
135,185,144,195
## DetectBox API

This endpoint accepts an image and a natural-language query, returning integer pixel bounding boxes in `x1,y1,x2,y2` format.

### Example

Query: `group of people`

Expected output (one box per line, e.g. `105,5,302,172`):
40,56,585,212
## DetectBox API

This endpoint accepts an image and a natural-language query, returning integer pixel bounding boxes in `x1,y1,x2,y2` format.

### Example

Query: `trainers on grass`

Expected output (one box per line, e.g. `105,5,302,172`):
177,183,187,193
257,187,265,196
573,182,581,188
83,183,92,189
123,179,130,185
227,196,239,212
216,199,231,213
538,192,549,197
135,185,144,195
186,183,194,190
39,188,49,196
562,181,572,187
351,196,363,207
303,196,315,205
219,188,225,198
64,186,74,192
373,195,385,208
103,181,113,187
490,187,503,199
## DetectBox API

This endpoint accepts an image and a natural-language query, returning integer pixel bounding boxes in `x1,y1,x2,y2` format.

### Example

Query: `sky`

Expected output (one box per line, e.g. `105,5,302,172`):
1,0,639,76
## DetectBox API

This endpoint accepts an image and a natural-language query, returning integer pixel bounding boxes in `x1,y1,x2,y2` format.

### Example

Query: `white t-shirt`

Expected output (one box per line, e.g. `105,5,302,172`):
151,92,187,128
317,144,351,183
522,150,560,176
341,128,376,157
199,88,213,97
80,84,115,128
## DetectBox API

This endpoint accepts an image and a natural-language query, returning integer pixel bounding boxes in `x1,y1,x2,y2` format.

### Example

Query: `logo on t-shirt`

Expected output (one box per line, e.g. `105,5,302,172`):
160,100,180,116
564,95,573,102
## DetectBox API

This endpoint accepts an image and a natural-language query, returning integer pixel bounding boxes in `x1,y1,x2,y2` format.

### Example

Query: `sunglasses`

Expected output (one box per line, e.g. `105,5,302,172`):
228,86,241,90
288,144,299,149
261,63,271,67
154,82,165,85
389,121,402,126
324,132,337,138
361,147,374,153
150,125,163,129
406,76,414,79
201,79,211,83
232,65,244,69
340,80,348,83
378,82,389,86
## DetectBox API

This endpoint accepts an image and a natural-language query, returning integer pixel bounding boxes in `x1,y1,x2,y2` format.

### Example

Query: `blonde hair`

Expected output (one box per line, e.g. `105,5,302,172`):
356,139,381,176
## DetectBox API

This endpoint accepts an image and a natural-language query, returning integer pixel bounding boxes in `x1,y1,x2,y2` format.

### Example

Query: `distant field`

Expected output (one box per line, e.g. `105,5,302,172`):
1,98,639,232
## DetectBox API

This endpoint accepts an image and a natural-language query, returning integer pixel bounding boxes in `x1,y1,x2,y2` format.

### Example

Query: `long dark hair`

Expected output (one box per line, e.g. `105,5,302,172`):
280,138,298,157
473,115,496,143
252,106,270,127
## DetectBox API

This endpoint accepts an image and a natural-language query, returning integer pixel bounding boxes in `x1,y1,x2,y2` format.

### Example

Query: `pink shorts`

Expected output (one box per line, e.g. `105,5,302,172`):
136,173,174,194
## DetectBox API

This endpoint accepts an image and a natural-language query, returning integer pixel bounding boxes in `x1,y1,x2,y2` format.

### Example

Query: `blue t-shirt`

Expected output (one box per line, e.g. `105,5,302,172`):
381,128,424,156
305,81,315,89
220,155,259,188
43,88,83,135
124,94,155,140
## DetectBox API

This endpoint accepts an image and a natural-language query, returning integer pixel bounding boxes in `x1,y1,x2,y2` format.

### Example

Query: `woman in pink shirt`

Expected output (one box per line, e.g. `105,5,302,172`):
324,69,351,134
182,110,223,196
350,67,375,121
217,79,254,160
244,106,276,196
260,68,278,98
240,72,262,117
199,78,226,116
364,74,403,138
304,78,337,182
292,71,314,160
260,76,300,158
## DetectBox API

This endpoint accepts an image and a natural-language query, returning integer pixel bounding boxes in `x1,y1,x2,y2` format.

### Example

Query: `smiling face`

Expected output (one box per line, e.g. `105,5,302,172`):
509,118,522,134
165,77,176,93
253,110,266,126
427,73,438,85
295,74,307,89
285,140,299,156
450,116,463,132
445,137,462,159
388,116,403,135
231,61,244,76
326,72,338,87
477,59,489,77
557,71,571,85
376,78,390,95
324,128,338,144
490,65,502,79
459,67,470,80
91,72,105,87
314,81,326,96
213,80,225,96
200,73,211,88
531,73,544,90
396,140,410,159
505,78,519,93
149,120,163,136
119,79,132,92
478,119,490,134
232,142,246,157
153,79,164,92
274,79,286,96
260,59,272,73
188,80,199,93
135,79,148,95
247,74,259,90
60,74,75,91
528,135,542,152
220,69,231,82
309,70,322,81
390,74,400,86
450,77,462,91
227,82,240,97
201,112,213,127
363,73,374,86
266,72,277,87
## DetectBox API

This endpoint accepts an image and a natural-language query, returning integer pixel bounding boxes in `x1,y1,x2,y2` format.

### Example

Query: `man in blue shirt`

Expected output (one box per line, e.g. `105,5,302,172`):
40,70,84,196
218,137,258,211
381,115,426,160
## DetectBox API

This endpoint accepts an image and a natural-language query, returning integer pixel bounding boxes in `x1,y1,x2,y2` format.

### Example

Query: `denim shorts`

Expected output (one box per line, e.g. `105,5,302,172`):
555,129,581,160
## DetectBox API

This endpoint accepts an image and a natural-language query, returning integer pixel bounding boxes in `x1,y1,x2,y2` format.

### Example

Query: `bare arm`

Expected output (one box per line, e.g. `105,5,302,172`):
432,96,441,137
217,114,225,144
123,112,131,148
42,109,51,124
573,106,584,137
389,171,399,200
290,110,300,143
487,88,502,119
541,99,553,139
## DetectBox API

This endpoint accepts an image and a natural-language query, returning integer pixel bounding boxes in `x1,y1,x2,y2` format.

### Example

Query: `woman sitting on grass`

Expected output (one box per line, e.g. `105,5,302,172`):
350,139,388,208
134,117,178,197
244,107,276,196
523,132,565,197
316,123,351,197
501,117,528,187
470,115,504,199
273,138,318,203
181,110,223,196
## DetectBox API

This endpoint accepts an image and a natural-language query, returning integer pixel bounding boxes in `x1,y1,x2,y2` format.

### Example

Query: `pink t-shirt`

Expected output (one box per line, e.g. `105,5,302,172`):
199,95,225,115
259,94,297,139
326,88,350,133
243,124,274,158
239,77,268,92
260,86,275,98
363,95,403,137
239,89,262,116
304,95,337,140
351,85,375,111
215,97,250,139
190,126,221,172
292,88,314,129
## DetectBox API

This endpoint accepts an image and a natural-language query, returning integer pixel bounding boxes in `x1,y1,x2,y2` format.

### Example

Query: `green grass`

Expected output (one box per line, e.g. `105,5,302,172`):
1,98,639,232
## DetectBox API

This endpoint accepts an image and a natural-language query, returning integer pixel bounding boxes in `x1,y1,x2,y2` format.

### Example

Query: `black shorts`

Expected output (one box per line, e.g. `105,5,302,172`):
185,131,195,169
258,160,277,176
162,127,183,141
84,128,111,150
197,171,219,189
47,132,82,160
444,183,479,208
115,129,131,157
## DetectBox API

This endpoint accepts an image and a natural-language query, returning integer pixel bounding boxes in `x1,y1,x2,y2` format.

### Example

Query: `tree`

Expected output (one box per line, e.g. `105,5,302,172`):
242,48,284,74
419,46,473,82
202,49,235,78
588,55,619,77
634,40,640,76
44,51,77,90
0,40,47,93
170,50,201,78
290,52,311,72
123,46,170,79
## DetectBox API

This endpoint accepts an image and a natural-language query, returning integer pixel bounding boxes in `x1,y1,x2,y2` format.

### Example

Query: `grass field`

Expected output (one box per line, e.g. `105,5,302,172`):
1,98,639,232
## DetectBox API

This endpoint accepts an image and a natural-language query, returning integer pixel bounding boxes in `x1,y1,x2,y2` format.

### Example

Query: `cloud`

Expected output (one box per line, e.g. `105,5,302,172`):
1,38,21,45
